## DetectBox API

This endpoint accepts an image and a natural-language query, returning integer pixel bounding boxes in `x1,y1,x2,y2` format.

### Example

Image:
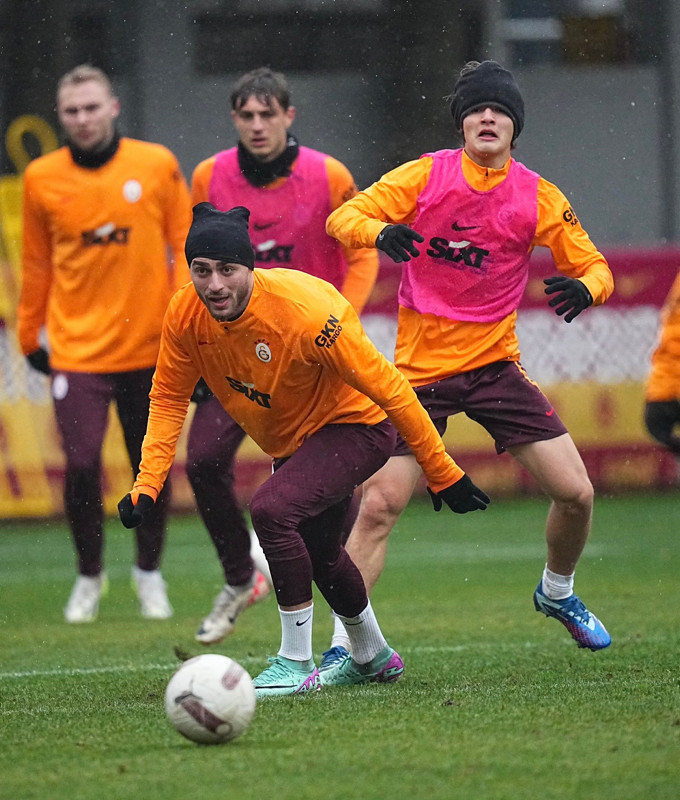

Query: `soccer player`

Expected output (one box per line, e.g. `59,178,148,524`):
118,202,489,697
326,60,615,655
187,67,379,646
18,65,192,623
644,270,680,460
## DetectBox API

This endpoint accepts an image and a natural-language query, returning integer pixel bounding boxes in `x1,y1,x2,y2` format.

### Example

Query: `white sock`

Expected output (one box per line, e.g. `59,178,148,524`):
221,571,255,599
278,604,314,662
541,565,574,600
330,612,351,651
337,601,387,664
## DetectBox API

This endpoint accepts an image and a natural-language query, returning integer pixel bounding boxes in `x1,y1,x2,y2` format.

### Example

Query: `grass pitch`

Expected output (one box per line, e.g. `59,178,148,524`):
1,493,679,800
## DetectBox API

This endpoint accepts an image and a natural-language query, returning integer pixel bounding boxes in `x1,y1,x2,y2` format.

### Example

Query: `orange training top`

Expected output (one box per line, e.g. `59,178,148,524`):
192,152,378,313
646,269,680,402
327,150,614,385
18,138,192,372
132,268,464,501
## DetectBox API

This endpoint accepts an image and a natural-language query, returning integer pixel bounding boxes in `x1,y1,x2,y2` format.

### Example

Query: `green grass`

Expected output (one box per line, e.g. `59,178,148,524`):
1,494,679,800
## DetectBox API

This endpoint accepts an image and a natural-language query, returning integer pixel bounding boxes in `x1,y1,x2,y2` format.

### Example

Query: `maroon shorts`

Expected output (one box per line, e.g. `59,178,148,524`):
394,361,568,456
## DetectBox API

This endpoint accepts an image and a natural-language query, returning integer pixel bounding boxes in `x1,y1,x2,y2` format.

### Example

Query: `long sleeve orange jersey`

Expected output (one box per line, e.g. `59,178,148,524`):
327,150,614,385
132,268,464,501
18,138,192,373
646,269,680,402
192,152,378,313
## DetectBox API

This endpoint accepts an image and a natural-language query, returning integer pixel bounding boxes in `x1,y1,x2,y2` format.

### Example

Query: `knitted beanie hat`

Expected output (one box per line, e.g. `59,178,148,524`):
185,203,255,269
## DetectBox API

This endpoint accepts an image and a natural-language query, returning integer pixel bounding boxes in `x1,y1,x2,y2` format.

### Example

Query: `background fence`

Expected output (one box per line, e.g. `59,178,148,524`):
1,217,678,518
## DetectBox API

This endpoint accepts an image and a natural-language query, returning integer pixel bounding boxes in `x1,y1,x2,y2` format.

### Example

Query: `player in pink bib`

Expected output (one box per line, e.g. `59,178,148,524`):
327,60,615,655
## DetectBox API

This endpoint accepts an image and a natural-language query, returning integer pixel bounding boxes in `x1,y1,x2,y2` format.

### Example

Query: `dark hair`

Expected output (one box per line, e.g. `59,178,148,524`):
459,60,481,78
443,61,480,106
230,67,291,111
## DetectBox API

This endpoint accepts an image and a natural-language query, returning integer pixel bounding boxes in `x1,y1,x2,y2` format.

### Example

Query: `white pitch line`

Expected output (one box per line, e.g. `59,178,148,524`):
0,662,180,680
0,641,553,681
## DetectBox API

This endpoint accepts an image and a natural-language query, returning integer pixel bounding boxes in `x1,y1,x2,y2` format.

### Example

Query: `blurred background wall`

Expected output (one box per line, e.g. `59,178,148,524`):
1,0,678,516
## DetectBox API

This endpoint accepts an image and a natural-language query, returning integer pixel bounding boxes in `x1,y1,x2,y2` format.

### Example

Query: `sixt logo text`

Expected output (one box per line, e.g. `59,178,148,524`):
225,376,272,408
426,237,490,270
255,244,294,263
81,227,130,246
315,314,342,348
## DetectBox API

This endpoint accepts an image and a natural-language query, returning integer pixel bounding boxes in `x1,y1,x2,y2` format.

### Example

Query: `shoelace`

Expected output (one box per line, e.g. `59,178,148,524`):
558,595,590,621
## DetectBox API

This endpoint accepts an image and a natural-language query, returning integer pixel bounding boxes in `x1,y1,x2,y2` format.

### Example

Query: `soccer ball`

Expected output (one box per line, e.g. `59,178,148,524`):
165,654,256,744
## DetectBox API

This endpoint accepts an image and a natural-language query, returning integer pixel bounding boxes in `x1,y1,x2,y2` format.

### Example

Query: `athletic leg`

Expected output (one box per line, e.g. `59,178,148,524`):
508,434,593,576
447,361,609,649
249,421,400,696
249,422,395,612
186,395,253,586
509,435,610,650
53,371,112,623
345,454,422,594
52,371,112,576
115,369,169,572
114,369,173,619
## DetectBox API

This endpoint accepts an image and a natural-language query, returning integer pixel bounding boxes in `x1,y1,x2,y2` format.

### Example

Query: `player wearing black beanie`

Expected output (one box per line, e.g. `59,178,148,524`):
326,58,614,657
185,203,255,268
449,60,525,142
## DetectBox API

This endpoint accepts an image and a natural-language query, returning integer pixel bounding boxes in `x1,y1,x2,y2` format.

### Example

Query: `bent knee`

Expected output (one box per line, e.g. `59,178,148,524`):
359,482,411,528
554,475,594,514
249,488,285,537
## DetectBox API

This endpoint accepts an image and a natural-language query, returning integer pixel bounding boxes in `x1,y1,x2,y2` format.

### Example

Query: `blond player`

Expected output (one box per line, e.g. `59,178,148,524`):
18,65,192,623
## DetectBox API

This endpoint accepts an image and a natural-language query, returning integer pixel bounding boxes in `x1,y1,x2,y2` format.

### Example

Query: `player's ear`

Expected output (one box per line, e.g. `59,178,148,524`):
285,106,296,128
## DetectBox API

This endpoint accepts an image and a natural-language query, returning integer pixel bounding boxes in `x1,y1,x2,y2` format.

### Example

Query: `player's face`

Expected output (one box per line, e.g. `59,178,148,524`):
231,95,295,163
57,79,119,151
462,106,514,169
191,258,254,322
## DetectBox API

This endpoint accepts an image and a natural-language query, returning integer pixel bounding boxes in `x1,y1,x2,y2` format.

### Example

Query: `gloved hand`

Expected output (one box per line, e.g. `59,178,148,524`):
543,276,593,323
118,493,155,529
427,474,490,513
26,348,50,375
375,224,425,263
190,377,213,404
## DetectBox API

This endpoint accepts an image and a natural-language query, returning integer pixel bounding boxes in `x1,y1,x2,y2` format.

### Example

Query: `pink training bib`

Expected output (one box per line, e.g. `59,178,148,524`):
209,147,347,288
400,148,539,322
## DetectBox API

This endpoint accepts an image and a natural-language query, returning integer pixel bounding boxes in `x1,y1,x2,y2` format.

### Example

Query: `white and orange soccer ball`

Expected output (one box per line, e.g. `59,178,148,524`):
165,654,256,744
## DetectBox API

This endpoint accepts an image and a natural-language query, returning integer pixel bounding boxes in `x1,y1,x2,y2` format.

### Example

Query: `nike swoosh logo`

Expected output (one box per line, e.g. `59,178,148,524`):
198,341,215,346
295,616,311,627
254,222,276,231
546,408,555,417
451,221,479,231
344,619,364,626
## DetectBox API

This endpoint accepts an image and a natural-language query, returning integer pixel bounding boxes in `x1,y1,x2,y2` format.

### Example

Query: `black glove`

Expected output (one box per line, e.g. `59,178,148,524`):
427,475,490,514
375,224,425,263
118,493,155,529
543,276,593,323
26,348,50,375
190,377,213,404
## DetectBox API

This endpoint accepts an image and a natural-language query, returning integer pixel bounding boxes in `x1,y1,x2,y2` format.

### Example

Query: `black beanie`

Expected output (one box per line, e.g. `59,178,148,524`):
450,61,524,139
185,203,255,269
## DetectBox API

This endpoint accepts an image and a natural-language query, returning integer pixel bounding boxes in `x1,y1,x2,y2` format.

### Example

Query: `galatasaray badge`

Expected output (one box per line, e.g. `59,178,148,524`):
255,340,272,363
